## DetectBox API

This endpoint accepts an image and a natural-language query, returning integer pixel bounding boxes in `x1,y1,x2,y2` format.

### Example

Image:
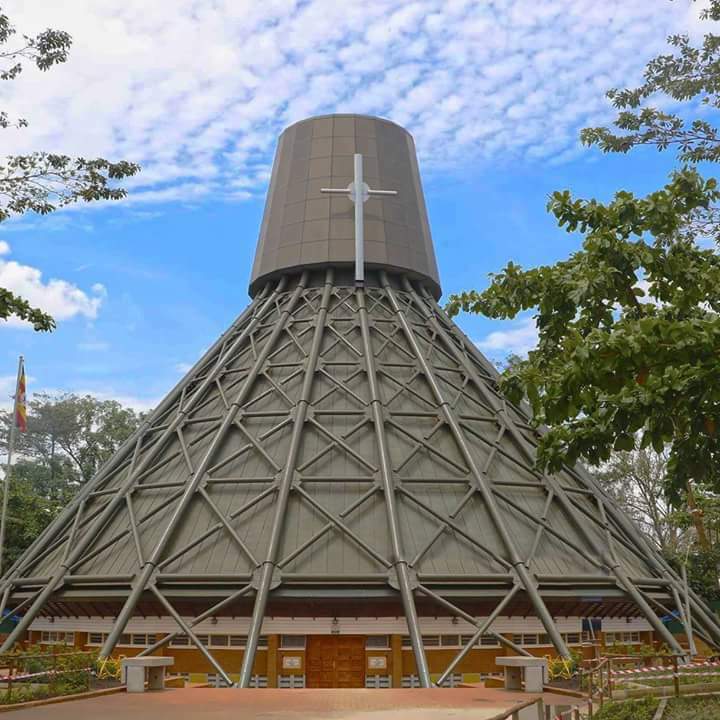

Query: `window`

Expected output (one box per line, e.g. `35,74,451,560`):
479,634,500,647
564,633,581,645
440,635,460,648
210,635,229,647
170,635,190,647
512,633,552,647
402,674,421,688
129,633,156,647
40,631,74,645
605,631,641,645
207,673,231,688
365,675,391,688
88,632,105,645
421,635,440,647
280,635,306,649
366,636,389,649
279,674,305,688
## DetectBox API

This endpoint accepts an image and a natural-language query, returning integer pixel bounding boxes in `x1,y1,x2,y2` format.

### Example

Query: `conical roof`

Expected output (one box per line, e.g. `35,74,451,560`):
2,115,719,689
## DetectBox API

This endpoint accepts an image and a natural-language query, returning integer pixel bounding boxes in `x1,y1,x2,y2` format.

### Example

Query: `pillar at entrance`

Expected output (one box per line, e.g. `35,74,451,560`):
267,634,279,688
391,634,403,688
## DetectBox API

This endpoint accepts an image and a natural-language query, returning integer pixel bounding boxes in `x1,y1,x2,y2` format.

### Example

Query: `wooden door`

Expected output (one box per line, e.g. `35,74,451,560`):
306,635,365,688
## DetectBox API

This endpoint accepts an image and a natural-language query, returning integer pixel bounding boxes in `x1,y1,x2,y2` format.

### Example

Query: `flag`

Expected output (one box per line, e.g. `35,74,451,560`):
14,357,26,433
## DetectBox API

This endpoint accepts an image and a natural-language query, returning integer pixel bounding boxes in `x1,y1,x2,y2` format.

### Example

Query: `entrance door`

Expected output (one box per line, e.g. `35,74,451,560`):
306,635,365,688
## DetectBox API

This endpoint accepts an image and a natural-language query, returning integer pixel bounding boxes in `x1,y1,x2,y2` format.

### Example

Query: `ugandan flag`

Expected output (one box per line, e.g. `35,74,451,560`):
14,357,26,433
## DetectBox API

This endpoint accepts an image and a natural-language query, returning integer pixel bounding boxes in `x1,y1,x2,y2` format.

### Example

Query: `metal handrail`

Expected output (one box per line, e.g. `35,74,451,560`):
486,696,544,720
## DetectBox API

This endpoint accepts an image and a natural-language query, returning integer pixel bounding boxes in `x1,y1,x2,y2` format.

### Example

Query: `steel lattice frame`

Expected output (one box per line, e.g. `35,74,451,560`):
1,270,719,688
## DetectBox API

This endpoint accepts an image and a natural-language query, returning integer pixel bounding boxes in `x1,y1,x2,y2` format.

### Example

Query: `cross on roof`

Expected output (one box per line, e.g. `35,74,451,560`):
321,153,397,284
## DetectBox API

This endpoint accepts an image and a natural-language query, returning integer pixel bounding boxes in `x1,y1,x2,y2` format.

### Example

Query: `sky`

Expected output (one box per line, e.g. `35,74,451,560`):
0,0,709,411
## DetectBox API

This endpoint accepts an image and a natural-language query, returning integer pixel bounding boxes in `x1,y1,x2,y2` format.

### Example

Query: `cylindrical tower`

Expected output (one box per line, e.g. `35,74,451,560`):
250,114,441,298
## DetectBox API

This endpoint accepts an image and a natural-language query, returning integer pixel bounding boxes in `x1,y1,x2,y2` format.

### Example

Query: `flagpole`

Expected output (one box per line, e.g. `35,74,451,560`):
0,356,23,576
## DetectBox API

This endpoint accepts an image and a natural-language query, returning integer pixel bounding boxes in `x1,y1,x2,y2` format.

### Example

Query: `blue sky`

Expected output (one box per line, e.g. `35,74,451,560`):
0,0,706,410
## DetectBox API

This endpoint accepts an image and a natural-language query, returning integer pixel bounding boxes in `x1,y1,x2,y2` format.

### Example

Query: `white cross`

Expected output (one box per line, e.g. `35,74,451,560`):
321,153,398,284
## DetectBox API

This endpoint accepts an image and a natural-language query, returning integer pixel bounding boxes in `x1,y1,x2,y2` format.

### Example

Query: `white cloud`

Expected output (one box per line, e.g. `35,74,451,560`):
0,378,159,413
0,245,106,328
175,362,193,374
0,0,700,213
476,317,538,356
0,241,9,256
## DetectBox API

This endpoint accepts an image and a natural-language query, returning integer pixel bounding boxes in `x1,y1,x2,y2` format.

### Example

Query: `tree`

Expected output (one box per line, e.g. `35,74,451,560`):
581,0,720,244
447,4,720,503
2,393,147,485
590,450,720,602
0,460,75,569
591,449,688,556
0,9,139,331
667,490,720,602
0,394,146,565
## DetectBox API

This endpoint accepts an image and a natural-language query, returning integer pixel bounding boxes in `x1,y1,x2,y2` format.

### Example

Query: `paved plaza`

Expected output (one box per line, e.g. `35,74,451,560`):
8,687,569,719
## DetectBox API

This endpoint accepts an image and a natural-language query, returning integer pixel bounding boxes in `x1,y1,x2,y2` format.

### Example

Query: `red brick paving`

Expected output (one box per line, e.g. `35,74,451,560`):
7,686,571,719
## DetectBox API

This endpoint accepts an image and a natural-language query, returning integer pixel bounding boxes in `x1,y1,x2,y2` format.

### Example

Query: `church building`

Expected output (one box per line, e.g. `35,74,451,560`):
2,114,717,688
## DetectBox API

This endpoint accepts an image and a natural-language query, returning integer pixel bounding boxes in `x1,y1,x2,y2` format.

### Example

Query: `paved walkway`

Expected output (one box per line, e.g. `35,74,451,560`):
9,687,568,719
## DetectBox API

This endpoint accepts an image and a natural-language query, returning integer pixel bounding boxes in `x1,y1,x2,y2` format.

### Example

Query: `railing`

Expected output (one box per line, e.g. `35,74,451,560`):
580,656,612,715
0,649,96,704
487,696,545,720
603,651,720,698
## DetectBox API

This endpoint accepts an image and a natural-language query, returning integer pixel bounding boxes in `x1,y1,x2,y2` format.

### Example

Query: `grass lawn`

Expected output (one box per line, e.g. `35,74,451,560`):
664,695,720,719
594,694,720,720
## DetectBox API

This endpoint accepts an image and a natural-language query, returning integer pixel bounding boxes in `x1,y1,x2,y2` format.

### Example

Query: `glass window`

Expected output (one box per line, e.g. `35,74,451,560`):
88,632,104,645
440,635,459,647
565,633,580,645
421,635,440,647
479,634,499,647
538,634,551,645
366,635,389,649
280,635,306,649
170,635,190,647
230,635,246,647
210,635,229,647
41,631,75,645
258,636,268,648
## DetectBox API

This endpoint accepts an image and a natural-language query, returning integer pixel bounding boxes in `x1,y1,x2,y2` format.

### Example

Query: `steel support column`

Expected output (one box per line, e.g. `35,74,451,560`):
1,286,277,653
238,270,333,687
99,274,307,660
384,274,571,659
413,282,692,654
356,286,431,687
0,290,268,593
